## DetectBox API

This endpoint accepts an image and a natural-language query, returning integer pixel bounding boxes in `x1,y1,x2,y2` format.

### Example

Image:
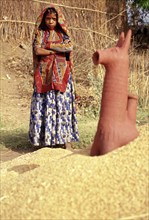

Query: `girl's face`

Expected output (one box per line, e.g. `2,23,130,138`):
45,12,57,30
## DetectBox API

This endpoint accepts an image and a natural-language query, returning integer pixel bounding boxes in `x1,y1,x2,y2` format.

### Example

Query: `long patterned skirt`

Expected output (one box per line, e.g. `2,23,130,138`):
29,74,79,146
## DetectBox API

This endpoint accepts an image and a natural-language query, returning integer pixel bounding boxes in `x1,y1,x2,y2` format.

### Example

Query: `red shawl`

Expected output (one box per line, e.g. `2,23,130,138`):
32,5,74,93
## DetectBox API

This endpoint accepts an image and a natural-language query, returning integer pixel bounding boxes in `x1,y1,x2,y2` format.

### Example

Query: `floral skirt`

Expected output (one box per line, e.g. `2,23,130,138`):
29,74,79,146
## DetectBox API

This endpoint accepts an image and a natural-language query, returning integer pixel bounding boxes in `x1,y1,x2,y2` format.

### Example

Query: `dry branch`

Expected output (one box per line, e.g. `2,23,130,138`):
119,213,149,220
32,0,108,14
69,26,117,42
100,9,126,29
0,20,117,42
0,20,35,25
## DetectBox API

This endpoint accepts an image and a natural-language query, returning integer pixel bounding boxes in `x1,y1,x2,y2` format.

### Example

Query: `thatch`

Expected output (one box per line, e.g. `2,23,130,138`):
1,124,148,220
0,0,127,44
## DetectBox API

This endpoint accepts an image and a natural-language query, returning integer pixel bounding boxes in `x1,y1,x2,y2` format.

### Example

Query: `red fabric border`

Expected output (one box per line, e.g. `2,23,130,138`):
34,61,70,93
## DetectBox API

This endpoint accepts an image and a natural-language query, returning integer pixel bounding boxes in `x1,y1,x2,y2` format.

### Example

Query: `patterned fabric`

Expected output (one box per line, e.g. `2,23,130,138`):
29,74,79,146
32,5,75,93
29,5,79,147
33,30,73,93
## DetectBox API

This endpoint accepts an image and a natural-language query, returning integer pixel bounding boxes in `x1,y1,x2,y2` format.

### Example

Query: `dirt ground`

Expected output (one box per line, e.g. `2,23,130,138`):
0,40,148,162
1,41,78,162
0,40,34,162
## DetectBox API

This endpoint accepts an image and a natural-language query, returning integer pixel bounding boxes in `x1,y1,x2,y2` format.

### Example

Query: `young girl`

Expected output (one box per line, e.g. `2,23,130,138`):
29,5,79,149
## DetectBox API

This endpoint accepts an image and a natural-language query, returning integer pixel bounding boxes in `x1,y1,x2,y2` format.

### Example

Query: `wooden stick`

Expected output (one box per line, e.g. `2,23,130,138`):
32,0,108,14
100,9,126,28
69,27,117,41
0,20,116,41
119,213,149,220
0,20,35,24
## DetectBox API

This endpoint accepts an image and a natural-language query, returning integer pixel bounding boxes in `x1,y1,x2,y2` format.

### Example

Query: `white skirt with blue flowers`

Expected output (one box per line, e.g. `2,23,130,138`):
29,74,79,146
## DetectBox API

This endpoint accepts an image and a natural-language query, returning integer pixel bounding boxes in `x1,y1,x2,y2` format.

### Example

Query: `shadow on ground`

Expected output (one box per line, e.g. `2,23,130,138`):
0,130,38,153
0,130,42,162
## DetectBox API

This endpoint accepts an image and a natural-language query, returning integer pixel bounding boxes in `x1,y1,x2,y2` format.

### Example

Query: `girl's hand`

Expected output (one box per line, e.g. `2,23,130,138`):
45,42,51,50
63,39,70,44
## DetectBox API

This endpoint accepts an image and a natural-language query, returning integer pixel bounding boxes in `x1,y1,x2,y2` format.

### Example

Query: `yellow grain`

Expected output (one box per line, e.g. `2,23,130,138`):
1,124,148,220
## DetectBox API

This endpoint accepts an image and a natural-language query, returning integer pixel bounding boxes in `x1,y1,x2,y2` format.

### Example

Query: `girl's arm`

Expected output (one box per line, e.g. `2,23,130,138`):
45,35,73,52
35,47,54,56
49,41,73,52
33,30,55,56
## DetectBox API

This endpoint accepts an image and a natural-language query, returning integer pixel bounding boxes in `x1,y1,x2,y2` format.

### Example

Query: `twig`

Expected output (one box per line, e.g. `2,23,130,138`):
70,26,117,42
119,213,149,220
144,70,149,74
0,20,35,25
75,43,94,52
100,9,126,29
0,20,117,42
88,31,96,51
32,0,107,14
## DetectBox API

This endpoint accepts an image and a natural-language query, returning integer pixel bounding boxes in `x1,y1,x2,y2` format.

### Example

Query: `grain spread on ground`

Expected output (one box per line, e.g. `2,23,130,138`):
0,124,149,220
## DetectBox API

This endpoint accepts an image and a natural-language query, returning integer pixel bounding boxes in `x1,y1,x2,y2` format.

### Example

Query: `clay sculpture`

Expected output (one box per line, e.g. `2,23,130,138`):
90,30,139,156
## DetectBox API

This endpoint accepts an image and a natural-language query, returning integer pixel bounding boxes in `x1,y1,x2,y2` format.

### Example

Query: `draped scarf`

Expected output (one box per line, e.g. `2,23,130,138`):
32,5,74,93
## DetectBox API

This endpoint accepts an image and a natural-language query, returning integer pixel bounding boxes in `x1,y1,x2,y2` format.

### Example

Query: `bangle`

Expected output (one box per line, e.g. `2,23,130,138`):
46,42,51,49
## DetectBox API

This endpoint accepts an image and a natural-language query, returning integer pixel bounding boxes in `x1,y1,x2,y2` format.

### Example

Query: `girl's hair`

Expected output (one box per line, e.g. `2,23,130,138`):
39,8,58,31
38,7,67,35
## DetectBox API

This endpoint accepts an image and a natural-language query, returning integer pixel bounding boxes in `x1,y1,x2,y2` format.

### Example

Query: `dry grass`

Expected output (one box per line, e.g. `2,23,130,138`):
129,50,149,108
0,0,148,109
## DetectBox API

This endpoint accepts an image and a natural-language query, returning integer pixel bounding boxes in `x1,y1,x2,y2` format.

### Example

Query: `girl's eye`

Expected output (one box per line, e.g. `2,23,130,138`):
46,17,56,21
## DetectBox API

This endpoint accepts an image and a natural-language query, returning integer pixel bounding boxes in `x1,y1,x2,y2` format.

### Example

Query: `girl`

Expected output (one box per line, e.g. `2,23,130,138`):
29,6,79,149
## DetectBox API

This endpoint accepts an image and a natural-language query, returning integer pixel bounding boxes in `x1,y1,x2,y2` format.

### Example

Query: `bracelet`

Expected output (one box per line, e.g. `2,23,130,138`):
46,42,51,49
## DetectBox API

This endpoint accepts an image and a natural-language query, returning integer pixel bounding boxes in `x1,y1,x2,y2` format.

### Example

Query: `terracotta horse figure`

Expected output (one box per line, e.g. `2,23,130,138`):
90,30,139,156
